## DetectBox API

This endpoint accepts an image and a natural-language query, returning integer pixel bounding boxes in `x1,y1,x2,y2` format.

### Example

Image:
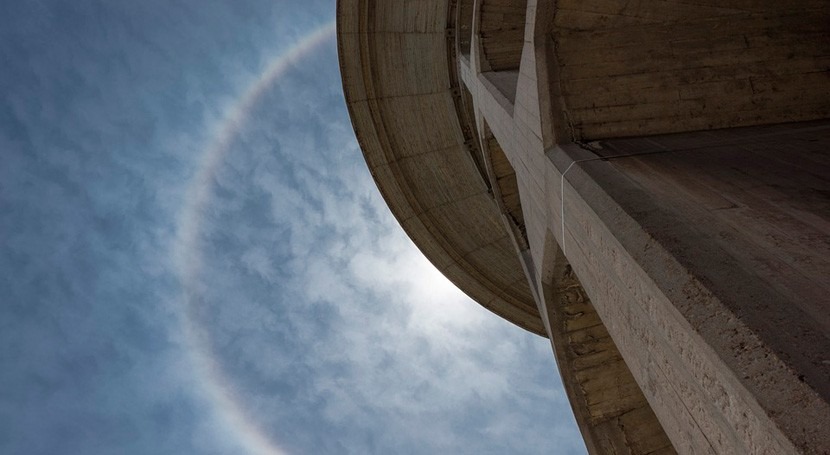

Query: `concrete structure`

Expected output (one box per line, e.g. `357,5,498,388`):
337,1,830,453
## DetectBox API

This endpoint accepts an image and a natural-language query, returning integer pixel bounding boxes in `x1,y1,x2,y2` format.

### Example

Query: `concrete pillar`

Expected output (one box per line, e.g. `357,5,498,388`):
337,0,830,452
458,1,830,453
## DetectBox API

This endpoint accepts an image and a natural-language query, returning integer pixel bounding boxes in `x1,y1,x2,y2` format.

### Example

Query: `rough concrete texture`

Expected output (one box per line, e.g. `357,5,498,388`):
549,0,830,141
337,0,545,335
595,123,830,452
541,251,675,455
338,0,830,453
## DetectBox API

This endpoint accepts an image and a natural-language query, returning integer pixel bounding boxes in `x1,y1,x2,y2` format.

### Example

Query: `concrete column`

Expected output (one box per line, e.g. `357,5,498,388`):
338,0,830,452
459,1,830,453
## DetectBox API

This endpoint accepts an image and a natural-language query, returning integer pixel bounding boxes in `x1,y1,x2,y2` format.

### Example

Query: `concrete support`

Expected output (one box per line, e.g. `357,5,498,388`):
458,1,830,453
338,0,830,453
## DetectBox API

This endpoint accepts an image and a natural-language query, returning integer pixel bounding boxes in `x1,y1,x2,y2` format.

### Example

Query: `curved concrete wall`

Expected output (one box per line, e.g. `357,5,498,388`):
337,0,545,335
338,0,830,453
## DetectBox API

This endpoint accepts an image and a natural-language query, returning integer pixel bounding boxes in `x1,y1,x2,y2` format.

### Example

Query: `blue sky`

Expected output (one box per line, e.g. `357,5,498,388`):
0,1,585,453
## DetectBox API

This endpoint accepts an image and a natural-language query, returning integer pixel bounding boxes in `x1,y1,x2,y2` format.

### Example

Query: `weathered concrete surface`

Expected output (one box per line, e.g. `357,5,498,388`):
337,0,545,335
541,248,675,455
479,0,527,72
589,123,830,452
546,127,830,454
338,0,830,453
547,0,830,141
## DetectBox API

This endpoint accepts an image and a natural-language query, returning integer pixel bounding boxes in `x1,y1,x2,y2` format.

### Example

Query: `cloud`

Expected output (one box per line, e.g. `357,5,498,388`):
186,37,585,454
0,0,585,454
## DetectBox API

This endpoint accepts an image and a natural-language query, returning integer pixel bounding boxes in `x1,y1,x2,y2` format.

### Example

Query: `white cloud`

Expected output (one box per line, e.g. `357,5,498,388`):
240,248,277,283
176,23,585,455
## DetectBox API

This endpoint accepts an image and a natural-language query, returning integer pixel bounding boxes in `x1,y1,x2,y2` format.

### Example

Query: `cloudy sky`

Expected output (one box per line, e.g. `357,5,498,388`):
0,1,585,453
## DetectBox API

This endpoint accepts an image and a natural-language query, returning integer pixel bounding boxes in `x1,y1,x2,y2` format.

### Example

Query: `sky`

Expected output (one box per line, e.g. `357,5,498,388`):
0,1,585,454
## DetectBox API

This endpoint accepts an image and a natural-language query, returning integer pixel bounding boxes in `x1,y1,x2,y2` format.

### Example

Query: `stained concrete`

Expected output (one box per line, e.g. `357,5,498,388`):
338,0,830,453
337,0,545,335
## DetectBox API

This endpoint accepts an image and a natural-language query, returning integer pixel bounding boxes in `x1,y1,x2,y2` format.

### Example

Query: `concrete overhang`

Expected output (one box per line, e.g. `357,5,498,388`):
336,0,545,336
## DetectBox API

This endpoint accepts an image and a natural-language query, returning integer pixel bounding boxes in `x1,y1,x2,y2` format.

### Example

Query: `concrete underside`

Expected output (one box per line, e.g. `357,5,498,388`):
547,123,830,454
338,0,546,335
337,0,830,453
